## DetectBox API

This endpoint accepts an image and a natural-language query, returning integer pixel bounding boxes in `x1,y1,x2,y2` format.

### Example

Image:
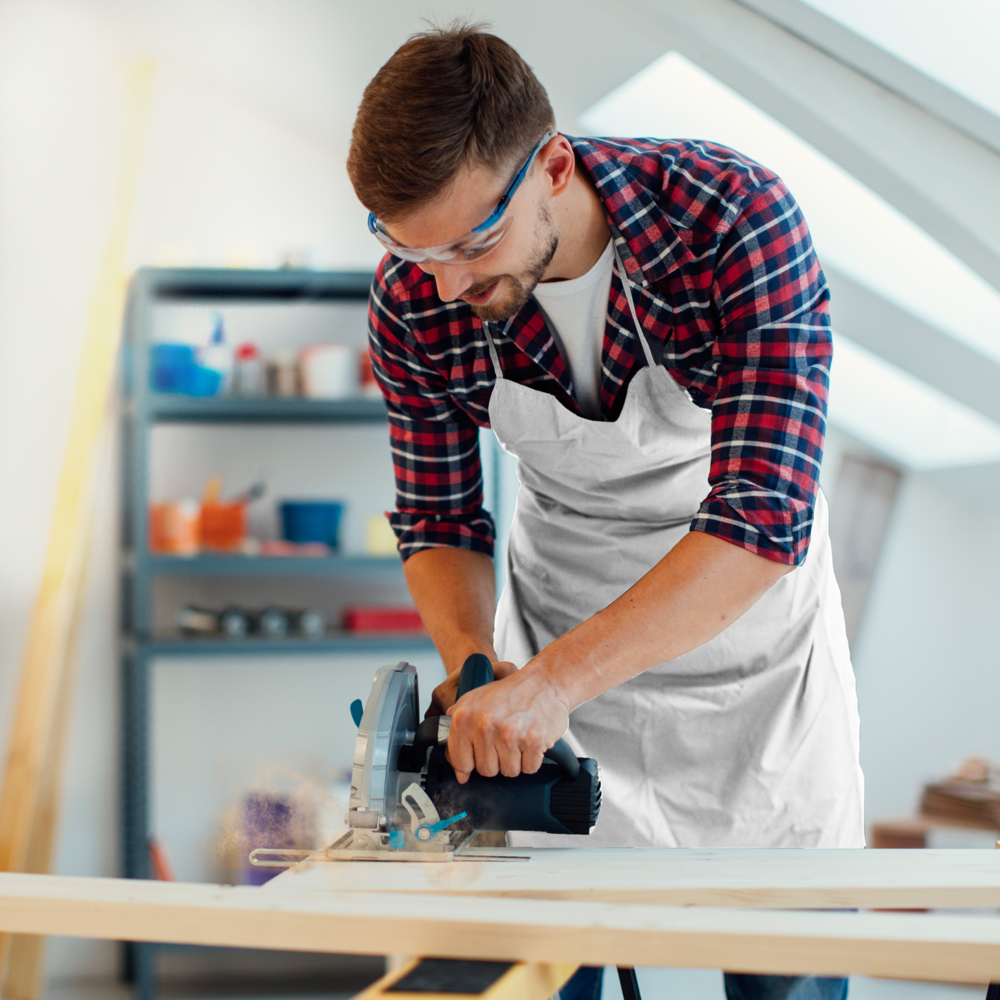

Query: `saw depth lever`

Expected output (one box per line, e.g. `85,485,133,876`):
400,783,467,842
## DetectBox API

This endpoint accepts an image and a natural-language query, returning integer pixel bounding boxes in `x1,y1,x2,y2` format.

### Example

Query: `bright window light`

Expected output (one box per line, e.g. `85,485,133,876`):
801,0,1000,119
578,51,1000,367
829,332,1000,470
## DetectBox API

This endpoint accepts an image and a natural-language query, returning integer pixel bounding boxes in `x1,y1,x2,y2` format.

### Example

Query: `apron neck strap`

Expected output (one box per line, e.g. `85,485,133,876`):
613,240,656,368
482,320,508,379
481,239,655,379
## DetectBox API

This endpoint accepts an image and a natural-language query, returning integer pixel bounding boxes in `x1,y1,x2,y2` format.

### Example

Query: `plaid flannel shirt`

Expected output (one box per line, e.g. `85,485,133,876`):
368,136,831,567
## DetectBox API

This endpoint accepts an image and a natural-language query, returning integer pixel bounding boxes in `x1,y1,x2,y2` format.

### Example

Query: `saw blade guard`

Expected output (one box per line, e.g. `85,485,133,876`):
348,661,419,834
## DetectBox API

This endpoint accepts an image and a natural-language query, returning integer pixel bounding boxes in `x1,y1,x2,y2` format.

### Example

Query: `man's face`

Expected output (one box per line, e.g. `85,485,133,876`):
380,158,559,322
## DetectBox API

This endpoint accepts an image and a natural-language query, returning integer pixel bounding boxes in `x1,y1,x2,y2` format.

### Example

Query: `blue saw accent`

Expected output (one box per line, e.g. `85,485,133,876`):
421,811,468,839
388,830,405,850
350,698,364,727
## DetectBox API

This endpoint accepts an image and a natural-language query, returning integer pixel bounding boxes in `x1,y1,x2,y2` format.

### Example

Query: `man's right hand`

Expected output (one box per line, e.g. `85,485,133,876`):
425,659,518,718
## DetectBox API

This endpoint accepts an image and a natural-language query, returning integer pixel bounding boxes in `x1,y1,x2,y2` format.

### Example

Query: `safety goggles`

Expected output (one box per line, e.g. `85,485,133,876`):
367,129,557,264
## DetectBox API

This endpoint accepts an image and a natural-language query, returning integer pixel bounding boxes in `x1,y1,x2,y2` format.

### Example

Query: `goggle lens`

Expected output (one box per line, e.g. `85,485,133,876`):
371,214,513,264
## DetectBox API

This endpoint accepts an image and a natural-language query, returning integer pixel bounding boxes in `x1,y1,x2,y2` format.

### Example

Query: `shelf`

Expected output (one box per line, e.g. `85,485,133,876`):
142,632,436,657
139,266,373,302
140,553,402,577
147,395,387,423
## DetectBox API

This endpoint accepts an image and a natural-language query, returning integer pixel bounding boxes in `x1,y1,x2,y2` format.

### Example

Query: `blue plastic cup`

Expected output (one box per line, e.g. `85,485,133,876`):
150,343,223,396
150,343,196,393
279,501,344,547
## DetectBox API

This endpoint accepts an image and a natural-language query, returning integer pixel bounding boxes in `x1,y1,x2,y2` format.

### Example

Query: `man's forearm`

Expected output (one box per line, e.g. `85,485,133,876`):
402,547,498,677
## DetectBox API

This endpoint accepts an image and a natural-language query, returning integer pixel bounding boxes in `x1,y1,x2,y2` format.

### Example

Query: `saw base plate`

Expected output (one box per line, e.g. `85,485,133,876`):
322,830,529,863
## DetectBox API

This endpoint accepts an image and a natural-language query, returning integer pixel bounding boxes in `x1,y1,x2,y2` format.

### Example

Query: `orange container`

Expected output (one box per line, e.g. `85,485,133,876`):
199,501,247,552
149,501,200,555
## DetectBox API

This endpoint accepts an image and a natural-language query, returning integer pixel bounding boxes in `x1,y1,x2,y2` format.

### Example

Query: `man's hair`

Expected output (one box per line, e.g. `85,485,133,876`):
347,22,555,222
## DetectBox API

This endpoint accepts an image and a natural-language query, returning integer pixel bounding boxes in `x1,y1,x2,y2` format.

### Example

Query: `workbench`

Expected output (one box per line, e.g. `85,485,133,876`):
2,848,1000,997
0,848,1000,996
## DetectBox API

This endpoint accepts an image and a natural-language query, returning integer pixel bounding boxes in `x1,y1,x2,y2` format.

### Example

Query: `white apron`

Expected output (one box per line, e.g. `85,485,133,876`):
491,242,864,850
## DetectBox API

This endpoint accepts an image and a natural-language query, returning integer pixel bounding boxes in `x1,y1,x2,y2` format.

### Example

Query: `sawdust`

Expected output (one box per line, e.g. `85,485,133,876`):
211,755,351,884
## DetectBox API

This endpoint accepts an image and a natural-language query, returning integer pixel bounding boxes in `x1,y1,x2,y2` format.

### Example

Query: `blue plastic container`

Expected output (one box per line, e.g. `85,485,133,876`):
280,501,344,547
150,343,223,396
150,343,196,393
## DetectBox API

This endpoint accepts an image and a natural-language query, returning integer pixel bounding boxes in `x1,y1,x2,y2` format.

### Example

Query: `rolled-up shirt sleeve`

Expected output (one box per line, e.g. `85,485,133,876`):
368,263,495,561
690,177,831,566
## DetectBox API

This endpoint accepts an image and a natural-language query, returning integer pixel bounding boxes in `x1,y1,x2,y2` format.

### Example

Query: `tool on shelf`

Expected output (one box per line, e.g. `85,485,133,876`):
176,604,325,639
250,655,601,867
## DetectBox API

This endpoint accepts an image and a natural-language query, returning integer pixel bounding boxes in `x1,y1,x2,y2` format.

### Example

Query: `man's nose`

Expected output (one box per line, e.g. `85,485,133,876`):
421,262,472,303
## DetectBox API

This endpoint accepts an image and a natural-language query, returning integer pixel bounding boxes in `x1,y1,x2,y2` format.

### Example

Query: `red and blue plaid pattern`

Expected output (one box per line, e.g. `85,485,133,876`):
369,136,831,566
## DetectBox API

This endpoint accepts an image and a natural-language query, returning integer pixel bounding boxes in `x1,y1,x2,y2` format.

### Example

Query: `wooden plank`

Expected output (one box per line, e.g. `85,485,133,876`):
3,458,104,1000
352,958,577,1000
0,872,999,983
0,57,156,992
1,667,71,1000
267,846,1000,910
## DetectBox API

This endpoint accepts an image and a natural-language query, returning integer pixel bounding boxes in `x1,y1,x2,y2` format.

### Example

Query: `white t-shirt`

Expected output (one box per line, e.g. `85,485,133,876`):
532,239,614,419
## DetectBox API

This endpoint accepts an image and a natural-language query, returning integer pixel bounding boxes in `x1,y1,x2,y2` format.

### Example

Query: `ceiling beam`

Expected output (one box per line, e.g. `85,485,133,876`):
599,0,1000,294
733,0,1000,156
825,265,1000,428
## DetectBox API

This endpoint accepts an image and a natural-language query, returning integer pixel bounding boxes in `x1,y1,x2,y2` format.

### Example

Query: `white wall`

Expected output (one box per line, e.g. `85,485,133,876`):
0,0,382,981
820,429,1000,831
851,458,1000,825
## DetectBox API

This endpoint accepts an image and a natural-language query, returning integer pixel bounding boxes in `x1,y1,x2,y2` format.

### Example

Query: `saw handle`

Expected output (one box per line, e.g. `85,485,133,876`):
456,652,495,697
455,654,581,781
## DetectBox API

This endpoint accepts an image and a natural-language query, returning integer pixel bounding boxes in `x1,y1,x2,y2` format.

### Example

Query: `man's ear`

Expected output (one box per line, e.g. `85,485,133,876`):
540,134,575,198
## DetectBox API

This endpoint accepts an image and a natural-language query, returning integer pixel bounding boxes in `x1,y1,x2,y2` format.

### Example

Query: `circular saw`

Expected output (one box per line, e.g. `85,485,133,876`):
332,654,602,861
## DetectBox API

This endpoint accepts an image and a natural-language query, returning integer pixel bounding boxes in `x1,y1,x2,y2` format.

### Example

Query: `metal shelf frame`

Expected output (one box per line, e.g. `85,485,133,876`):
141,553,402,577
149,395,387,423
119,266,411,1000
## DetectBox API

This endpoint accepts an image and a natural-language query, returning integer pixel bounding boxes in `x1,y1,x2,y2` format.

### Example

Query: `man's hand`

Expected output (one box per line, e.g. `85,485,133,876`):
444,667,570,784
426,659,518,718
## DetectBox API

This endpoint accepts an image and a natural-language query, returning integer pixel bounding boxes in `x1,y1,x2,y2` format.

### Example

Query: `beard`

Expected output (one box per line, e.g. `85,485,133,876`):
466,207,559,322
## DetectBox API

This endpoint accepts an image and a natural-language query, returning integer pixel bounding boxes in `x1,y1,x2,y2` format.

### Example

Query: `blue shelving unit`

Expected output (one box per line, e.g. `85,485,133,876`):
149,395,388,423
119,267,432,999
145,632,434,657
141,552,404,577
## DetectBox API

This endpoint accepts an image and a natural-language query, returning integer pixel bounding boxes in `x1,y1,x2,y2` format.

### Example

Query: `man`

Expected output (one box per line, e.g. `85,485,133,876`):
348,23,863,1000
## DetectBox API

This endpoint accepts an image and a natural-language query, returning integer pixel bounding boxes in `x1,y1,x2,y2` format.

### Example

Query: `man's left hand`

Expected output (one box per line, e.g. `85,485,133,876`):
444,666,570,784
